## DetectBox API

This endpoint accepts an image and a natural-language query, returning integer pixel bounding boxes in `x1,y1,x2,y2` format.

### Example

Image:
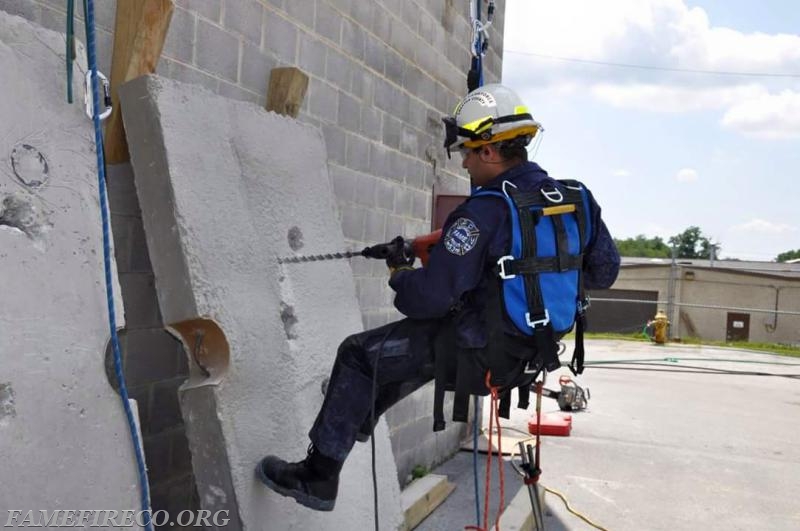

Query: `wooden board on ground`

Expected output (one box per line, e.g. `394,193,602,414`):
460,427,537,456
401,474,456,531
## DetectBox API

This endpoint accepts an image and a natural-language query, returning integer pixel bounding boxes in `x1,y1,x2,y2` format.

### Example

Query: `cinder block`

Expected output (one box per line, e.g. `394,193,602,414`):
382,114,402,149
240,40,275,95
322,125,347,166
160,59,220,93
124,328,181,387
326,47,352,90
340,17,364,60
364,208,387,244
389,17,417,60
355,173,377,207
163,6,195,64
286,0,315,29
308,77,338,124
314,0,341,43
386,214,405,239
328,164,358,202
349,0,373,28
150,379,185,434
340,204,366,240
119,272,163,329
346,132,371,173
177,0,221,23
360,105,382,140
143,431,172,484
110,213,134,272
196,19,240,82
369,143,390,179
364,33,385,73
387,150,408,184
223,0,262,44
371,4,390,42
400,125,420,157
375,179,395,211
384,48,405,85
298,32,327,78
338,91,360,131
263,9,297,63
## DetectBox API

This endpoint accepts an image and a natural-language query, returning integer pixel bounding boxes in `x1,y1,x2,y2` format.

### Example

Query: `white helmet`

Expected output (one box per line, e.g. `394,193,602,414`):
443,84,543,156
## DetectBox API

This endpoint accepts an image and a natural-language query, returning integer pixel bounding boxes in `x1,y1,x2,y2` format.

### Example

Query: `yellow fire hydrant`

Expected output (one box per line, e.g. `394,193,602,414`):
653,309,669,344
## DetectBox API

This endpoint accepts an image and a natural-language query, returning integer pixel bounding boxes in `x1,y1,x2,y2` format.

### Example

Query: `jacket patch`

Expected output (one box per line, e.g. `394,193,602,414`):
444,218,480,256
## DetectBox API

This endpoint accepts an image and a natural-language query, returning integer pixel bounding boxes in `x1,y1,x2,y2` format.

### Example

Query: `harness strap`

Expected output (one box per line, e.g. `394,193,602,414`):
432,327,450,432
501,254,583,275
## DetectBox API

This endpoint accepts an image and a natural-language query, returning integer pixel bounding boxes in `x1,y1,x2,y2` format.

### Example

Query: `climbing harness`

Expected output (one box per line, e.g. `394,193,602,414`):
68,1,153,529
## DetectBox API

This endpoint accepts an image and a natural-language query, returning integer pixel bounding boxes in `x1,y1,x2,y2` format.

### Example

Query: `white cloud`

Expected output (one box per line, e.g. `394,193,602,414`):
731,218,797,233
591,83,766,112
612,169,631,177
503,0,800,139
675,168,698,182
721,90,800,138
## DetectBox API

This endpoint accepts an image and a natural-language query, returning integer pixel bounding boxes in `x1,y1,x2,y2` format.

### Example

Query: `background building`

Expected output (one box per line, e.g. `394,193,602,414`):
589,258,800,345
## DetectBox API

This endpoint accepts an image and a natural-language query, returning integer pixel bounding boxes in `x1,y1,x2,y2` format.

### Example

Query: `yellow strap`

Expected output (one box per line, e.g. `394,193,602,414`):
541,204,576,216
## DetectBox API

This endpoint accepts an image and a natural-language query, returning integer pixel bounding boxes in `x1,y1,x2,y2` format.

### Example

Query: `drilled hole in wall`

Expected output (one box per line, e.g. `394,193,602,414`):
167,318,230,389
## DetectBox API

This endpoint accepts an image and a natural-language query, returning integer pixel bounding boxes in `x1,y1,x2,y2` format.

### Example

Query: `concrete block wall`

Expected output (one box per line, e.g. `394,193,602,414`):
9,0,506,489
105,164,200,519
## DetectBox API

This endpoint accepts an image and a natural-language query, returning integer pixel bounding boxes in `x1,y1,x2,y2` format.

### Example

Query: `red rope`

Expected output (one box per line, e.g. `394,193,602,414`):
465,371,505,531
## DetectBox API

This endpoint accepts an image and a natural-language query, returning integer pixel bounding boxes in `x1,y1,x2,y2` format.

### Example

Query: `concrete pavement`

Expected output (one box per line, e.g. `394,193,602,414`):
416,339,800,530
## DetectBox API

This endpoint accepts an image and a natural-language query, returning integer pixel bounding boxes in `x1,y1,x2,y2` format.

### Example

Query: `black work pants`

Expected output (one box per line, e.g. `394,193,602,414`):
309,318,442,462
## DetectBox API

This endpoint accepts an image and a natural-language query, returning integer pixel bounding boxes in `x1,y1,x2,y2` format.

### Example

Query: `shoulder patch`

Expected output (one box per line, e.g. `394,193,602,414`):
444,217,480,256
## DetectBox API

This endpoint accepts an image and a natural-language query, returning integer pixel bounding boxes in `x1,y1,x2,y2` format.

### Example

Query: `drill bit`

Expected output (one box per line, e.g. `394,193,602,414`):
278,250,363,264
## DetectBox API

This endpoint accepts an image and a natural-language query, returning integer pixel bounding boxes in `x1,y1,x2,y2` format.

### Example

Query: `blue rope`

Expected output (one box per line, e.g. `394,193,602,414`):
82,1,154,528
472,1,484,523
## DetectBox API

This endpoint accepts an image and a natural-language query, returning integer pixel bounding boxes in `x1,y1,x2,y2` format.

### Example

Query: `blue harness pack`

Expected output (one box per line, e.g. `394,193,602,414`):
433,178,594,431
475,178,592,375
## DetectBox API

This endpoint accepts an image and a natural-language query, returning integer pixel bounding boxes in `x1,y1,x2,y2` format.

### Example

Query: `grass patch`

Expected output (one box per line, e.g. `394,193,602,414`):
570,331,800,358
676,337,800,358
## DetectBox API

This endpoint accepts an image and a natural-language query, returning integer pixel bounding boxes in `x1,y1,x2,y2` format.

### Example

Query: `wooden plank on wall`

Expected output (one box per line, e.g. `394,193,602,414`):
104,0,174,164
266,67,309,118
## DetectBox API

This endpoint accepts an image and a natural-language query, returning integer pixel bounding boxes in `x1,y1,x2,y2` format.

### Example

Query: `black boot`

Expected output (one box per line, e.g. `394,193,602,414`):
255,444,343,511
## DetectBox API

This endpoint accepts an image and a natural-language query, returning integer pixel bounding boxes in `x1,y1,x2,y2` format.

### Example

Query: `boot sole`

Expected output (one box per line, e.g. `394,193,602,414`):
255,460,335,512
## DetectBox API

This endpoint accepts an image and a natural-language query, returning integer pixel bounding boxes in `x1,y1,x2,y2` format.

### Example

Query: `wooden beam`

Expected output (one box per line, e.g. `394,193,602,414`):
400,474,456,530
104,0,174,164
266,67,309,118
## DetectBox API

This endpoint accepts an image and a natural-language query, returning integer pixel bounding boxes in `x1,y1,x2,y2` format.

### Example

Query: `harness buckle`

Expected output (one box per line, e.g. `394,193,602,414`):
540,186,563,204
526,309,550,329
497,255,516,279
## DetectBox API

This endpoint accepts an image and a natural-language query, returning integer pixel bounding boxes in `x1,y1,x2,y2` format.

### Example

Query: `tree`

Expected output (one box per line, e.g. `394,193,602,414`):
614,235,671,258
776,249,800,262
668,226,719,259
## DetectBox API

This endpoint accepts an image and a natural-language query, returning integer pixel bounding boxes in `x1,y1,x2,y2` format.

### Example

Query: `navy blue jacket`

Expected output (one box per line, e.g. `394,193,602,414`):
389,161,620,348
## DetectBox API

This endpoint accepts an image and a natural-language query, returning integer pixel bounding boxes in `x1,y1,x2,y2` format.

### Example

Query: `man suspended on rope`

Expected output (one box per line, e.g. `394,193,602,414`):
255,83,620,512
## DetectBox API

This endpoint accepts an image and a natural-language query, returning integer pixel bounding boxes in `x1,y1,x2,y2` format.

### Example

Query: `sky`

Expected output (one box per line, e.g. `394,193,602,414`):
501,0,800,261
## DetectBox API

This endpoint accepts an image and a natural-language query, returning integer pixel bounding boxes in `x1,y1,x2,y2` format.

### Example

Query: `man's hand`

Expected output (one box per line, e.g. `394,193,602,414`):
384,236,415,272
